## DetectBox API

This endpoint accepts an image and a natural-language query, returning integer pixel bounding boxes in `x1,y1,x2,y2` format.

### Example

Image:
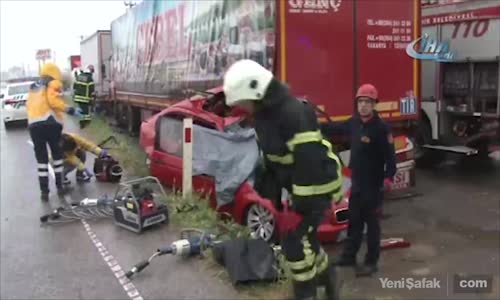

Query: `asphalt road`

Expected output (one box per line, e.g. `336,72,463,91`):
333,154,500,300
0,119,245,300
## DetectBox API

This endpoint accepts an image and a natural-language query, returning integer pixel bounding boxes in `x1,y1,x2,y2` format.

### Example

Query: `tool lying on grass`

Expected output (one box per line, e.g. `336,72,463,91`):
125,229,218,279
125,229,280,285
40,176,169,233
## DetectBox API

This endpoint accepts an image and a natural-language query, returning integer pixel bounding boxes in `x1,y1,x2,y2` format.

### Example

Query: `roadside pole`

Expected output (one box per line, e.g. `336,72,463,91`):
182,118,193,199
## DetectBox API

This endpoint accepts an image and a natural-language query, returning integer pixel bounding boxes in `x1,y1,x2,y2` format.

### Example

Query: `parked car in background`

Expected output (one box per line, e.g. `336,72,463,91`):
140,88,350,243
1,81,34,128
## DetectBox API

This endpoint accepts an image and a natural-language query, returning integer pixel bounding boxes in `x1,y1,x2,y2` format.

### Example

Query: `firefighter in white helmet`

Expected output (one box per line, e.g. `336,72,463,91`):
223,59,343,300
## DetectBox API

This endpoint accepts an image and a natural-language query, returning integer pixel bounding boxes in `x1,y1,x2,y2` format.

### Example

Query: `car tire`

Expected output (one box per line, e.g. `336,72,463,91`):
3,121,11,129
245,203,276,243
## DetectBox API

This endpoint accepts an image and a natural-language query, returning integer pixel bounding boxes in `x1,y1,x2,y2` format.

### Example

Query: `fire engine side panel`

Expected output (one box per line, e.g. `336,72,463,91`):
441,19,500,61
356,0,420,122
282,0,355,119
421,25,439,102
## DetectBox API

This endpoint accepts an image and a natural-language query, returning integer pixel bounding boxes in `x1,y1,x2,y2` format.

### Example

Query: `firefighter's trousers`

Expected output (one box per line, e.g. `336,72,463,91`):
75,99,92,128
29,122,64,193
341,191,382,265
282,197,331,299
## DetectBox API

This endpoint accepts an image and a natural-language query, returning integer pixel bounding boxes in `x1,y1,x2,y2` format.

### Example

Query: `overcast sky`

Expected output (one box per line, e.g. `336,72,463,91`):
0,0,133,72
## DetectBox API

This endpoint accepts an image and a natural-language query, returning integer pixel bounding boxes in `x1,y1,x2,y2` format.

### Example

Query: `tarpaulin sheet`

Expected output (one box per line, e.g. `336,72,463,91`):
192,124,259,207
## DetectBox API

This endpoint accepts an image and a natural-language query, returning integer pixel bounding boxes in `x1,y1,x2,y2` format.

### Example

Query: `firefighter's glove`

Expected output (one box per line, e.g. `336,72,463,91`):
99,149,108,158
383,177,393,191
66,107,83,117
65,107,75,115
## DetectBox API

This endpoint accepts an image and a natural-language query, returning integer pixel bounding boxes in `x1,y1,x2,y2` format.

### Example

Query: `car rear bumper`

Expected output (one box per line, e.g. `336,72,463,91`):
3,106,27,123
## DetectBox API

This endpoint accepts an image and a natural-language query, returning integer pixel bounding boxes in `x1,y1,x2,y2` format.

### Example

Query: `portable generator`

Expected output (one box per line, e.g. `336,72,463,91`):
113,177,169,233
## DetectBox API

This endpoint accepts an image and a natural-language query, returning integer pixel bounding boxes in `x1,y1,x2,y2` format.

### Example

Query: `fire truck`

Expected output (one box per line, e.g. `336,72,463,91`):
417,0,500,164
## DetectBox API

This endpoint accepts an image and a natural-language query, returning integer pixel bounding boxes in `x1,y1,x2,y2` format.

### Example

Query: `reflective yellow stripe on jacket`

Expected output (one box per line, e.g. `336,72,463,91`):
286,130,343,202
74,81,94,103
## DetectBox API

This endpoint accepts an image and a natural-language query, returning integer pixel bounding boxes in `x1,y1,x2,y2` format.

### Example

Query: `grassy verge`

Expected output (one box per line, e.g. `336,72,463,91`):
81,114,290,299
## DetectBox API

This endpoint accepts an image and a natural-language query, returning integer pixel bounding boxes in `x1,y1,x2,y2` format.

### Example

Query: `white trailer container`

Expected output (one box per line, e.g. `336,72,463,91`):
80,30,112,99
416,0,500,162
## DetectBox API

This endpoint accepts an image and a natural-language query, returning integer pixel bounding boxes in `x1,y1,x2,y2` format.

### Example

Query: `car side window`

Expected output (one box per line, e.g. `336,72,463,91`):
158,116,183,157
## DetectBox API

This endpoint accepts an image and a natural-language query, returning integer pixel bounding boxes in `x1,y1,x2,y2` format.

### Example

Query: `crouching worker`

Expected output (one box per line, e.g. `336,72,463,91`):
60,133,107,185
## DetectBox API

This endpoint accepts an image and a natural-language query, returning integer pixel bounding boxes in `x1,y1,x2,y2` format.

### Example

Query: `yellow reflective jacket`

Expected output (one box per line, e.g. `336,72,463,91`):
27,63,68,125
63,133,103,171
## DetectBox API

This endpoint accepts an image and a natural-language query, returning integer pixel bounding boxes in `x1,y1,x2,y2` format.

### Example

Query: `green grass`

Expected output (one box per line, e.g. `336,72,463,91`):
81,116,149,178
80,113,290,299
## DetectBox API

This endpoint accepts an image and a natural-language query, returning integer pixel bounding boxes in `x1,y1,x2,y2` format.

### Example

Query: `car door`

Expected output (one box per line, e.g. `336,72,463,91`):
150,115,183,189
150,113,217,204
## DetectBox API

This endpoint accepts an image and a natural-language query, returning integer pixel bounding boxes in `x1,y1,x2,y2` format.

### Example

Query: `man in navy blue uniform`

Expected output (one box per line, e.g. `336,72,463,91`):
321,84,396,277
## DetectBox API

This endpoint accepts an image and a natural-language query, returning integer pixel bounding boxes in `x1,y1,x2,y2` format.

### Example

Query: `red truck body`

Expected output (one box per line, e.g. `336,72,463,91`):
68,55,81,70
110,0,421,126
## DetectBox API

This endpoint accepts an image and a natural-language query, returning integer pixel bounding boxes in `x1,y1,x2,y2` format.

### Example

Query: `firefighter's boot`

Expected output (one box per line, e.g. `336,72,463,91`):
292,279,317,300
333,255,356,267
317,264,341,300
355,264,378,277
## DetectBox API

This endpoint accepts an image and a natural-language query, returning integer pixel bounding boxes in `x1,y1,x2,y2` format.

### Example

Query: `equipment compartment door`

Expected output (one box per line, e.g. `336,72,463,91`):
280,0,355,119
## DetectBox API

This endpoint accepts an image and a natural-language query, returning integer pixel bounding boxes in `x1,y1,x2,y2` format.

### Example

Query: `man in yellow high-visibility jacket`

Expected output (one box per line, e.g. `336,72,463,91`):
27,62,81,201
60,132,107,185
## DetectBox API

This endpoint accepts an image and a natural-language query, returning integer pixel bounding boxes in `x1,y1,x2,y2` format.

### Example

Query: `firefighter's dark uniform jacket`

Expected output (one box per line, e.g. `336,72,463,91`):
321,112,397,195
253,79,342,292
73,72,95,103
254,79,343,203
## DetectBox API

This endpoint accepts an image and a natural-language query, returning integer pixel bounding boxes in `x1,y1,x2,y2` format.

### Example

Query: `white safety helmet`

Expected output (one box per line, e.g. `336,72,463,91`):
223,59,273,107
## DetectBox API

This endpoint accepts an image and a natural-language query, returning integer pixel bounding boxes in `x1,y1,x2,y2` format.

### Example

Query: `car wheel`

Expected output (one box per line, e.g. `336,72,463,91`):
3,121,11,129
246,203,276,242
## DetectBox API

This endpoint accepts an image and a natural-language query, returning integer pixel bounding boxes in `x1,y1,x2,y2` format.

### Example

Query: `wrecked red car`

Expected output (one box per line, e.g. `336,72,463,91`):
140,88,349,243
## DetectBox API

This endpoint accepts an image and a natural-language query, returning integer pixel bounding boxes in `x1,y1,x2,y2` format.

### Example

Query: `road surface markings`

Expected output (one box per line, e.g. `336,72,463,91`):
28,140,144,300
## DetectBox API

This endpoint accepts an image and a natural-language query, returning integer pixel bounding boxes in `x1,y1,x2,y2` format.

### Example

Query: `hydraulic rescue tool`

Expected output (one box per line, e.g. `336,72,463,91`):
125,229,218,279
40,176,169,233
94,136,123,182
